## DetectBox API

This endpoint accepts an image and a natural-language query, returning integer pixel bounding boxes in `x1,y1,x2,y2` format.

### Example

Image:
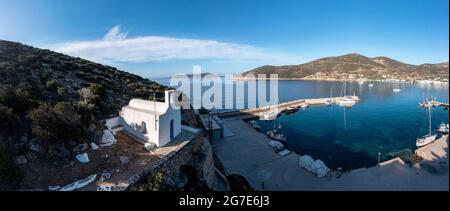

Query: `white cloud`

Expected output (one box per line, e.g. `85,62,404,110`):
51,25,300,64
103,25,128,41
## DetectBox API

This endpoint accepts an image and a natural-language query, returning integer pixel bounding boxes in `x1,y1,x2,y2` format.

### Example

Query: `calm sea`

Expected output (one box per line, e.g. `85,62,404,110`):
155,77,449,169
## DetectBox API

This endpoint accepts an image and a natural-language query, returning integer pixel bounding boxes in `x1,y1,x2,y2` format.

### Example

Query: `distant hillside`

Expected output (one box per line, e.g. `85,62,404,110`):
243,54,449,81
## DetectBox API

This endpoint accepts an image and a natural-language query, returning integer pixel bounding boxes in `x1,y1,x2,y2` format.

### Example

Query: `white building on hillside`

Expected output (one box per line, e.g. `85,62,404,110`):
106,90,181,147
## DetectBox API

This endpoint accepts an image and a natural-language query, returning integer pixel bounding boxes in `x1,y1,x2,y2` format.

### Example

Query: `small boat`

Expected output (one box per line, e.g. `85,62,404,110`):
416,105,437,147
393,88,401,93
248,121,261,130
267,130,287,142
59,174,97,191
300,104,309,109
419,99,434,108
368,84,374,87
284,106,299,114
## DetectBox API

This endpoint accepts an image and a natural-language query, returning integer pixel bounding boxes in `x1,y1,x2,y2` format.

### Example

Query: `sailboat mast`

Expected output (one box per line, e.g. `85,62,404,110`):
344,78,347,97
428,105,432,136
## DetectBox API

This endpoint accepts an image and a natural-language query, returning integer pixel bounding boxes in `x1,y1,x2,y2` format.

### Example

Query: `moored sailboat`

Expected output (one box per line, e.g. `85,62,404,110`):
416,105,437,147
336,77,356,107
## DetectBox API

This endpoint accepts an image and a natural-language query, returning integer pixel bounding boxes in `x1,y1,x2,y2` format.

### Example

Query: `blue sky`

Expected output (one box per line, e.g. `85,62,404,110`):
0,0,448,78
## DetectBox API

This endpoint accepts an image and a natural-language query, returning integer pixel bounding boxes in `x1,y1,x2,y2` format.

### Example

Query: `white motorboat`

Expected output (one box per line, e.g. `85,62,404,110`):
368,84,374,87
260,109,280,121
393,88,401,93
249,121,261,130
416,105,437,147
437,123,449,134
419,99,435,108
300,104,309,109
267,130,287,142
284,106,299,114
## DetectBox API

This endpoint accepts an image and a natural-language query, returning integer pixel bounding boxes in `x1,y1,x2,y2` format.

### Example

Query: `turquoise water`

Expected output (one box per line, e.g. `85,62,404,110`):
260,81,449,169
156,77,449,170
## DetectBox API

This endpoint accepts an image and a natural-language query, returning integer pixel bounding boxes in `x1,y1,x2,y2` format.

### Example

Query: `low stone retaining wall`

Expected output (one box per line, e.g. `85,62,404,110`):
126,128,205,190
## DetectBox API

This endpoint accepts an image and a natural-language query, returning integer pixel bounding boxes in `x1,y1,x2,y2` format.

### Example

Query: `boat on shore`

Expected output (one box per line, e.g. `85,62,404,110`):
416,105,437,147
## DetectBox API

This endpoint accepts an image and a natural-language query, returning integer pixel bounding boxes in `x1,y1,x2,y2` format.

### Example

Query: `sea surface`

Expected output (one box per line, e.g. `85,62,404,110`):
155,77,449,170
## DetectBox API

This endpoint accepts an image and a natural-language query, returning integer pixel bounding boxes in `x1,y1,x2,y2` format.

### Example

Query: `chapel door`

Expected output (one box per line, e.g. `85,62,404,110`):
170,120,174,140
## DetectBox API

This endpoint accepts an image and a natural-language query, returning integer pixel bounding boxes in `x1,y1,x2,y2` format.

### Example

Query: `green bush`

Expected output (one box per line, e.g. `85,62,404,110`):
28,102,85,144
16,82,42,100
0,145,23,184
57,87,66,97
0,86,36,115
89,83,105,97
0,104,20,136
46,79,60,91
76,100,95,112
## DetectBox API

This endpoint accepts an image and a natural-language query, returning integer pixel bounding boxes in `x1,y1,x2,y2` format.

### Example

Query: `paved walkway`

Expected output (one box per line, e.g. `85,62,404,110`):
214,118,449,191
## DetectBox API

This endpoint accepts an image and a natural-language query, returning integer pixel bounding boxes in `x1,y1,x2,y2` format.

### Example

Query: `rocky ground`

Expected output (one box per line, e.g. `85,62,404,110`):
0,40,170,190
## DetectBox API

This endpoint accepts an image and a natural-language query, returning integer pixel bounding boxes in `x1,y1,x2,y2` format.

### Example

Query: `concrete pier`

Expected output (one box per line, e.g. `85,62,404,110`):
215,96,360,118
214,117,448,191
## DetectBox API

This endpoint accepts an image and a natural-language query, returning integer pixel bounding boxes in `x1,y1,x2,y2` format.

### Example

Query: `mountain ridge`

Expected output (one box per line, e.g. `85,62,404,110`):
242,53,449,81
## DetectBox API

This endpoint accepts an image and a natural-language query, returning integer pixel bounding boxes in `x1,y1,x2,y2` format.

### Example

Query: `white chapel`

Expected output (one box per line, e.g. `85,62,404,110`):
106,90,181,147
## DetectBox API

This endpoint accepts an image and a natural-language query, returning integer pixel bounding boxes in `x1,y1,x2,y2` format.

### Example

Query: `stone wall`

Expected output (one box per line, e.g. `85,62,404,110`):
126,129,210,191
188,138,216,188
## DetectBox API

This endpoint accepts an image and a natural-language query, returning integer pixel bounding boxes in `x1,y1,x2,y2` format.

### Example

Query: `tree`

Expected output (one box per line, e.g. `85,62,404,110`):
46,79,60,91
28,102,85,144
0,86,38,115
0,104,20,136
89,83,105,97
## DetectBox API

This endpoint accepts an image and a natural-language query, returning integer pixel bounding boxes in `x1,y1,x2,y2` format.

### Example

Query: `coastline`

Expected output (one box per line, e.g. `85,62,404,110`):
232,76,449,84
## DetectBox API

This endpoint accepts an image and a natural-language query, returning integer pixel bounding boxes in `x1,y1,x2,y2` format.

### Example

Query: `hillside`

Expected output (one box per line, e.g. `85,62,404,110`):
243,54,449,82
0,40,169,189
